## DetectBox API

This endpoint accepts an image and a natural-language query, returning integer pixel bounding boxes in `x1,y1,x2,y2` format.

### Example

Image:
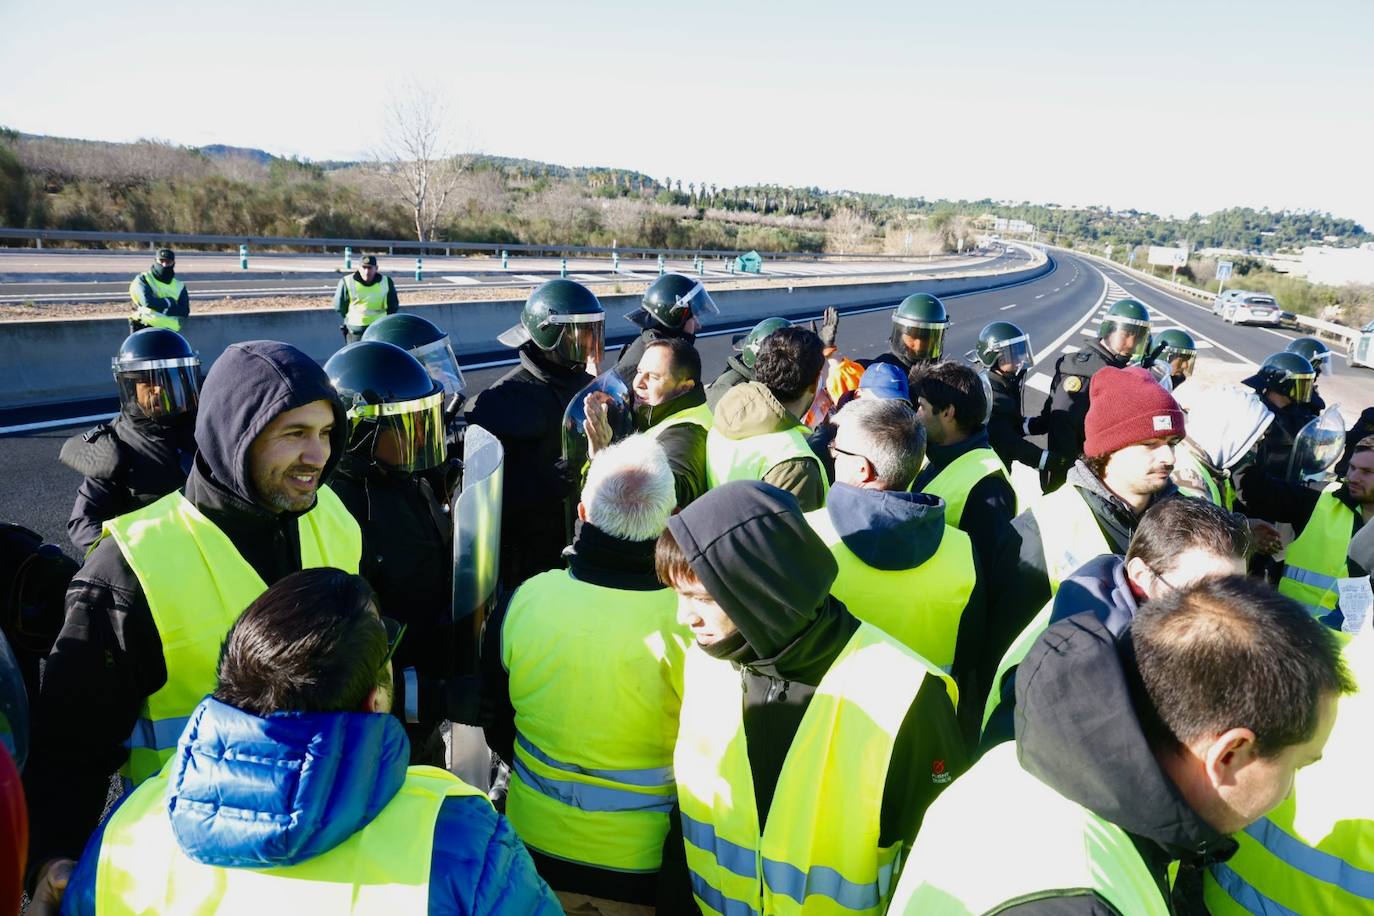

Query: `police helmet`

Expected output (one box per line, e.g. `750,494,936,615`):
362,313,466,408
1285,337,1332,376
325,341,447,472
890,293,948,366
1155,328,1198,379
498,279,605,367
1098,299,1151,361
732,317,790,369
633,273,719,332
1245,351,1317,404
975,320,1034,377
111,328,200,423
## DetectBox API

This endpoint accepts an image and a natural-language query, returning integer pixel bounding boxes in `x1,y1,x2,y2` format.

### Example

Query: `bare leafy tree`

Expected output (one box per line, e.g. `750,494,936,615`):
373,82,472,243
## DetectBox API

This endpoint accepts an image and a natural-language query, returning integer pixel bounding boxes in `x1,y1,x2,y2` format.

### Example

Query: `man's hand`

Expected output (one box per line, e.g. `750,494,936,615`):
1247,518,1283,556
812,306,840,349
584,394,614,458
29,858,75,916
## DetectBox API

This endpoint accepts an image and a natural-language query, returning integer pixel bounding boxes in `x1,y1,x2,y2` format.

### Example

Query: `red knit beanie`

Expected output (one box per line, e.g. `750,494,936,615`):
1083,367,1185,458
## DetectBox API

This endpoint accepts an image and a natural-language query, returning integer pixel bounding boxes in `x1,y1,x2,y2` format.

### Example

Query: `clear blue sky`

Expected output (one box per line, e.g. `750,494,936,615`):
3,0,1372,228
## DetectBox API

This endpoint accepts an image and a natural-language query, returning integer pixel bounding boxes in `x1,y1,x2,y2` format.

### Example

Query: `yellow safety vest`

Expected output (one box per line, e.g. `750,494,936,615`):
128,271,186,331
94,763,486,915
676,623,957,916
706,425,826,505
345,275,393,330
921,446,1013,527
1174,447,1236,511
101,488,360,787
647,400,714,438
1279,484,1356,619
804,506,975,673
501,569,689,873
980,596,1055,733
1028,482,1112,594
889,742,1169,915
1205,636,1374,915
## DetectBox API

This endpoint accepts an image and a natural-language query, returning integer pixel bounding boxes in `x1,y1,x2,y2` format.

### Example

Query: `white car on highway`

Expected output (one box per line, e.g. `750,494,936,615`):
1350,321,1374,369
1212,289,1243,316
1223,292,1283,326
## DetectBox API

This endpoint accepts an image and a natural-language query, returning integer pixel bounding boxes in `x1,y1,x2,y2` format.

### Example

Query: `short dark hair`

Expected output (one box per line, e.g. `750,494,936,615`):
214,568,389,716
755,327,825,404
1082,453,1110,480
655,525,697,588
908,361,988,434
644,336,702,385
1128,497,1251,567
1129,575,1353,757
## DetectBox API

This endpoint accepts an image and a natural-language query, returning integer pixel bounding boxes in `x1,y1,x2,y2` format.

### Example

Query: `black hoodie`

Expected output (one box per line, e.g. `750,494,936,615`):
656,482,966,911
25,341,348,879
1005,614,1235,913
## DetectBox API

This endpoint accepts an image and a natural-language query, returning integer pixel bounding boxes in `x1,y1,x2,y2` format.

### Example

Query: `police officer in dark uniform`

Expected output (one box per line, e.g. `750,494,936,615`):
974,321,1048,473
867,292,949,371
1285,336,1332,414
1244,351,1319,482
465,279,604,589
1038,298,1151,491
362,312,468,451
704,316,789,409
59,329,200,555
1154,328,1198,391
612,273,718,381
324,340,453,765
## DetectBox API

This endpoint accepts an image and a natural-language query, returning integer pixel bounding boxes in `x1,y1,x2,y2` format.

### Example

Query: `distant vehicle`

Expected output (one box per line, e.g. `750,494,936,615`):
1225,292,1282,326
1277,310,1299,330
1213,289,1243,315
1350,321,1374,369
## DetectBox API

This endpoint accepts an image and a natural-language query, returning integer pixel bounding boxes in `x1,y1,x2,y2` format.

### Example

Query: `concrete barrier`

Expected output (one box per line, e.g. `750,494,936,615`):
0,255,1052,409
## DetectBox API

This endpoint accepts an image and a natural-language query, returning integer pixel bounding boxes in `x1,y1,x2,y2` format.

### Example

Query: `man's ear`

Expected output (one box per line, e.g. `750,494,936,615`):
577,501,589,522
860,458,880,485
1203,727,1259,788
362,684,386,714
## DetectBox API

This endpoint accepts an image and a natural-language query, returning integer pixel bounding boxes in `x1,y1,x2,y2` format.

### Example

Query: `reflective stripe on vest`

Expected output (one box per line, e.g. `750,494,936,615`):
676,624,955,916
345,275,392,329
102,488,360,787
129,271,186,331
922,447,1012,527
705,425,825,505
647,400,714,438
501,568,688,872
805,506,975,672
1204,636,1374,915
94,764,485,915
1029,483,1113,594
888,742,1170,915
1278,485,1355,618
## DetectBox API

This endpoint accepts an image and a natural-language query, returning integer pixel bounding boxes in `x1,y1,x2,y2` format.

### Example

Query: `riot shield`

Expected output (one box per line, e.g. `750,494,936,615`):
561,370,636,541
452,424,504,677
1287,405,1347,485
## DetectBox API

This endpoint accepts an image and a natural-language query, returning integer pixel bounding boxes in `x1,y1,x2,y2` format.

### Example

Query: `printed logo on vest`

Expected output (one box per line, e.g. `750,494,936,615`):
1152,415,1173,431
931,759,952,785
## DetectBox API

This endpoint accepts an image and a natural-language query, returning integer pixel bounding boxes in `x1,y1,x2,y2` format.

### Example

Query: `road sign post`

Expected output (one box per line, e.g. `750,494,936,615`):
1216,260,1233,298
239,244,248,270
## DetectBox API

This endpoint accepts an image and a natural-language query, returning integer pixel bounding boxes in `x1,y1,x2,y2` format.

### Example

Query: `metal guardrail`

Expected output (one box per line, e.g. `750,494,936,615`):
0,227,962,263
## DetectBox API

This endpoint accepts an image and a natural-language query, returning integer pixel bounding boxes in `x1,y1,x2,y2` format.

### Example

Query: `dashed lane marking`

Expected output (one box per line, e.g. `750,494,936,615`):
1000,303,1018,310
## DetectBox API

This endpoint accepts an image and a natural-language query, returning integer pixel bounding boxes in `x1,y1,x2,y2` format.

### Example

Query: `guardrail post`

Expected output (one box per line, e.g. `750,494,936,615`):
239,244,248,269
416,256,423,281
344,246,352,270
612,251,620,272
560,257,568,278
657,253,665,276
501,250,509,270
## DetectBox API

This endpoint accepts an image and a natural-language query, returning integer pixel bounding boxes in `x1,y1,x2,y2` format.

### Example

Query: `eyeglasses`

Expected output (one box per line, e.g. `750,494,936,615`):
828,442,871,464
378,617,407,678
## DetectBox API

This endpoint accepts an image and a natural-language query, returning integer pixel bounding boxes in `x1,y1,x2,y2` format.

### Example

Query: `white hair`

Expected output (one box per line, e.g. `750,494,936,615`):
833,397,925,490
582,434,676,541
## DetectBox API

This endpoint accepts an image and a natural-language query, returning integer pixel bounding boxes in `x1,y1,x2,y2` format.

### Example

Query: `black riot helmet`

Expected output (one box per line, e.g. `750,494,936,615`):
498,279,605,367
325,341,447,472
1285,337,1332,377
362,313,466,411
111,328,201,423
1098,298,1151,361
1245,351,1317,404
732,317,790,370
890,293,949,366
633,273,719,332
975,320,1034,378
1155,328,1198,380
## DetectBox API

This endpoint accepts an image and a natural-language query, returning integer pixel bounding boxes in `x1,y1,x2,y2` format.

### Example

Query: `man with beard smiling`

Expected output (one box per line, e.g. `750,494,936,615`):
23,341,361,903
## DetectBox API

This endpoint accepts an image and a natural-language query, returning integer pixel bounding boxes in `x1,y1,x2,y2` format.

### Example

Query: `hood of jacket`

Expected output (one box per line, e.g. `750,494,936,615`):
1048,553,1140,638
194,341,347,508
667,480,851,679
825,482,947,571
1015,614,1235,866
167,696,411,869
713,381,801,441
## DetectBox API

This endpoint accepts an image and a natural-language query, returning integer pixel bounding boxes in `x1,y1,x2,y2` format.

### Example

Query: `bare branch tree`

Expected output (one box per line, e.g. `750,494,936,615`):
373,82,472,243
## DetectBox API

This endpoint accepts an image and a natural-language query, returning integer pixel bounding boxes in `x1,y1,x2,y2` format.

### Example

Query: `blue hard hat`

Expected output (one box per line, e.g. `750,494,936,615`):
858,363,909,401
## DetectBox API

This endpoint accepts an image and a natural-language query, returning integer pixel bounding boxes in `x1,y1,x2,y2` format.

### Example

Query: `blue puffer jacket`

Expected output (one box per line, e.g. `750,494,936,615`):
63,697,560,915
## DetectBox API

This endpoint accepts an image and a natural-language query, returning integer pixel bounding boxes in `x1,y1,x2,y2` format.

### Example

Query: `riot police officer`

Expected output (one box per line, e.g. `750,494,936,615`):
466,279,604,588
868,292,949,370
1244,351,1319,482
1285,336,1333,413
612,273,718,380
362,312,468,448
324,340,453,764
974,321,1048,473
704,315,789,409
60,329,200,555
1038,298,1151,491
1155,328,1198,390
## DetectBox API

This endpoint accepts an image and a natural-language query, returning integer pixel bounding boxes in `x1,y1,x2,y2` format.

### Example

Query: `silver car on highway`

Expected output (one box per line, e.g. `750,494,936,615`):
1223,291,1283,326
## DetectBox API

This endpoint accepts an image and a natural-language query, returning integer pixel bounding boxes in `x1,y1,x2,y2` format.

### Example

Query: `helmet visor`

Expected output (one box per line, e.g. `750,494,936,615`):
548,313,605,365
1309,349,1334,376
1101,318,1150,361
411,338,467,402
675,282,720,319
351,392,447,472
114,360,200,422
1287,373,1315,404
991,334,1034,376
1166,350,1197,379
890,321,945,364
1288,407,1346,483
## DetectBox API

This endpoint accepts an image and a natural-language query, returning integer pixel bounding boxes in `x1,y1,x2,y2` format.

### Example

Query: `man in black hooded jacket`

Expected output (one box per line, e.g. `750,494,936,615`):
23,341,358,900
654,480,966,915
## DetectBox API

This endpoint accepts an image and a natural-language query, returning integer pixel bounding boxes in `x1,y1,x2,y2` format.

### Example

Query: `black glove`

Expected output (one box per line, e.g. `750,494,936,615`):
1039,452,1074,493
811,306,840,348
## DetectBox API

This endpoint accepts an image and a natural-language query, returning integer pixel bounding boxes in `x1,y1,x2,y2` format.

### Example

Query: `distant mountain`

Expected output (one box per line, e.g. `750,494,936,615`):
199,144,274,164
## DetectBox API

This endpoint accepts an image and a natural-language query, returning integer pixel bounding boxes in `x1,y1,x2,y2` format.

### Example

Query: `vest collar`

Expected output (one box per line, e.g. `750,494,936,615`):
917,429,992,488
640,383,707,429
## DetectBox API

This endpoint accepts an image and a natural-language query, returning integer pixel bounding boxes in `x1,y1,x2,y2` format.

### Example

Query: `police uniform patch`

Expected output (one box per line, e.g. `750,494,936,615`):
1064,376,1083,393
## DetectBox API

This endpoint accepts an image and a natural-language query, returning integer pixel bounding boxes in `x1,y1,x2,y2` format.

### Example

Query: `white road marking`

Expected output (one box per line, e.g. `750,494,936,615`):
1000,303,1018,310
1062,344,1081,353
442,276,481,285
1025,372,1053,394
0,412,117,435
1035,294,1044,299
